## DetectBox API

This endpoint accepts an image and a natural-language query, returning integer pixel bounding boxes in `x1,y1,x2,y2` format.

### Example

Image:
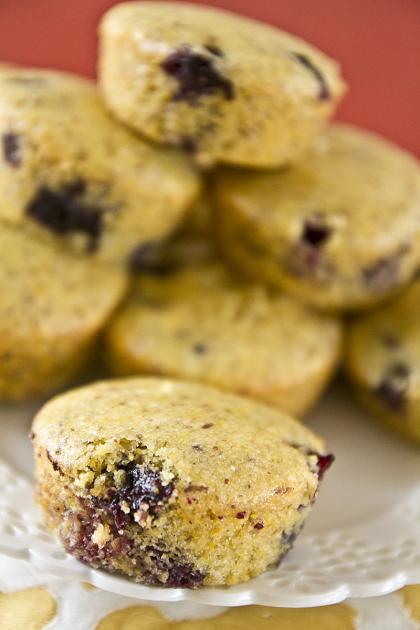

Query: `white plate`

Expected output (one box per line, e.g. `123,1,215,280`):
0,381,420,608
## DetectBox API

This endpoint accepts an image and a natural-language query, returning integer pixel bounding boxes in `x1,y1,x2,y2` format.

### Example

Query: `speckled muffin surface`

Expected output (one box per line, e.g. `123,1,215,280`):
99,2,345,168
0,226,127,401
345,280,420,444
105,261,342,416
32,377,333,587
0,66,199,264
214,124,420,310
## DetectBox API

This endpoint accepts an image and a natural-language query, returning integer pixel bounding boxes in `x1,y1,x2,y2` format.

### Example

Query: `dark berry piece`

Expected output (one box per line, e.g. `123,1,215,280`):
254,522,264,530
192,342,207,355
292,53,331,100
2,132,21,167
121,464,174,513
46,450,62,474
105,463,175,530
306,450,335,480
145,546,205,588
165,560,205,588
161,47,235,104
375,362,410,412
281,528,299,548
288,218,332,278
109,503,128,532
204,44,224,57
288,217,334,283
236,511,246,519
301,219,331,248
315,453,335,480
26,182,103,251
295,445,335,480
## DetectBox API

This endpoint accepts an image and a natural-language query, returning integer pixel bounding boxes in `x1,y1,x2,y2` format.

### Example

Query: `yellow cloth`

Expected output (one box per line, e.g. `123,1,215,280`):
1,584,420,629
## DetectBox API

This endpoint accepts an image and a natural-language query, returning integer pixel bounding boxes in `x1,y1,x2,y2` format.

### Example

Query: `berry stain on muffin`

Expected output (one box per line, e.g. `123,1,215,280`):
292,52,331,100
161,47,235,104
26,180,105,251
288,217,333,279
2,132,21,167
375,362,410,412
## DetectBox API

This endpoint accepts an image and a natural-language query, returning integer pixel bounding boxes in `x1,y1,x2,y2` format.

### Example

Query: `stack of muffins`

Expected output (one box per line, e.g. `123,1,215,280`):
2,2,419,588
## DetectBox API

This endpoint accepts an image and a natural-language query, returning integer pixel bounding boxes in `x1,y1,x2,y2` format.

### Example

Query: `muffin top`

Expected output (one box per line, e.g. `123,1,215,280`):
33,377,325,507
106,260,342,411
0,66,199,262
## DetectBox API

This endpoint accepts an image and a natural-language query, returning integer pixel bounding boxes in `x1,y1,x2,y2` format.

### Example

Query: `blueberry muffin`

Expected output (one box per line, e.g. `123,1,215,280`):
32,377,333,587
0,66,199,264
99,2,345,168
345,279,420,444
213,124,420,311
0,226,127,401
105,260,342,416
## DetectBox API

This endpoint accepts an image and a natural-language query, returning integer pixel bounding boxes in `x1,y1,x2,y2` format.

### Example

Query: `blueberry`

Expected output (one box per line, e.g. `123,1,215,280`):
26,181,103,251
2,132,21,167
292,53,331,100
301,219,331,248
289,217,332,277
315,453,335,480
144,546,205,588
161,47,235,104
375,362,409,412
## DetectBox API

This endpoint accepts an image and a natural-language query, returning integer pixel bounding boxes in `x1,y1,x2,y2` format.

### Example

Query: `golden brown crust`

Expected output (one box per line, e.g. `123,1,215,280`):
105,261,342,416
0,227,127,400
99,2,345,167
33,377,330,586
345,280,420,443
0,66,200,264
213,124,420,311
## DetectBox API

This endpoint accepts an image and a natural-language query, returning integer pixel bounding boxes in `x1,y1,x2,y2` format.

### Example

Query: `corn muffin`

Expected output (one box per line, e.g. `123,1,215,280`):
0,226,127,400
105,260,342,416
213,124,420,311
99,2,345,168
0,66,199,264
32,377,334,587
345,278,420,444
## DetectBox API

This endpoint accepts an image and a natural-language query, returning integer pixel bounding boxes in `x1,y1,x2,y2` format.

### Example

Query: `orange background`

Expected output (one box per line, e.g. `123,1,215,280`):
0,0,419,155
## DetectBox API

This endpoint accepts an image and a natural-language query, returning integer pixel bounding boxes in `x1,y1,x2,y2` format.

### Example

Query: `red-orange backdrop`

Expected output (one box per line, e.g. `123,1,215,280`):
0,0,419,155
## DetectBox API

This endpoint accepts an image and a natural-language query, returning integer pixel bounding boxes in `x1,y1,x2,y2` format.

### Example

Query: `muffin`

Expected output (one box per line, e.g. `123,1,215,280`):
0,226,127,400
0,66,199,264
105,260,342,416
99,1,345,167
213,124,420,310
345,278,420,444
32,377,333,587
